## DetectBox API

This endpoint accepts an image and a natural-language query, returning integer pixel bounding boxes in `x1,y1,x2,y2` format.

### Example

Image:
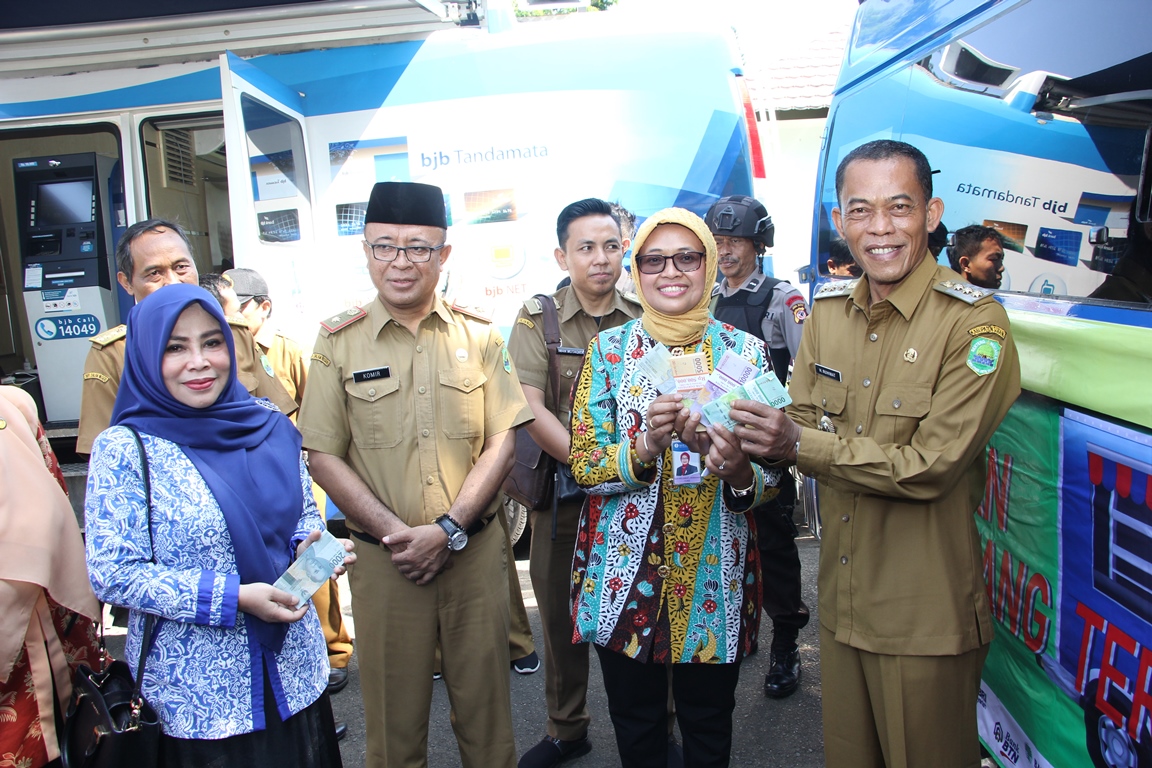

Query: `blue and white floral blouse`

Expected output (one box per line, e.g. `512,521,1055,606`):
85,426,328,739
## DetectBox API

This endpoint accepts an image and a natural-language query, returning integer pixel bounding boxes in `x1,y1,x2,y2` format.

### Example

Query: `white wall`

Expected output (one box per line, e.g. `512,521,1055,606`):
756,116,826,285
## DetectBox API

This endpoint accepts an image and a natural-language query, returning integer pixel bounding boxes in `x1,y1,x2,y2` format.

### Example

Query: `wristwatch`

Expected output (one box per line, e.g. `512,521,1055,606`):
434,515,468,551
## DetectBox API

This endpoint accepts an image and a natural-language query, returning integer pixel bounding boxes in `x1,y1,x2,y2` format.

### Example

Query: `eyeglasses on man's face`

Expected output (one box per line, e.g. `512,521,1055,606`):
635,251,704,275
363,242,446,263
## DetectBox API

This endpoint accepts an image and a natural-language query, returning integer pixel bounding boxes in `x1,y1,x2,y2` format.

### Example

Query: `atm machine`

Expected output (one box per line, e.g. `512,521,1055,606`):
15,152,122,425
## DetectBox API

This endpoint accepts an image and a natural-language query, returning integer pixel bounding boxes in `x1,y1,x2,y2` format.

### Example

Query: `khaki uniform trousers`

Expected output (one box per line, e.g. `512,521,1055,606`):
820,625,989,768
351,522,515,768
312,484,353,667
434,510,532,675
529,501,591,740
499,509,535,659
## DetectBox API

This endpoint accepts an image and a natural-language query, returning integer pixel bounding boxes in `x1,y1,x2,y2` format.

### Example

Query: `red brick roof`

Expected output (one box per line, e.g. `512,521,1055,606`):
738,10,852,113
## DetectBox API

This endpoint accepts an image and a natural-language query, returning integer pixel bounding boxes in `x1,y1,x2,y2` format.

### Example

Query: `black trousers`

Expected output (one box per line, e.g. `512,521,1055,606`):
753,474,810,650
595,645,741,768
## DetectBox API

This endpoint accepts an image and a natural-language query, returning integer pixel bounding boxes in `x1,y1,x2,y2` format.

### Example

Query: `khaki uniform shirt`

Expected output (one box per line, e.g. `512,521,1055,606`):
789,256,1021,656
297,296,532,529
76,319,298,453
254,323,308,406
507,286,640,423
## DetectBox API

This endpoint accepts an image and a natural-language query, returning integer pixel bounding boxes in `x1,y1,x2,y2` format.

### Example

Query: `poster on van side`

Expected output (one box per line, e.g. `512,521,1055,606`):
908,136,1137,299
975,395,1152,768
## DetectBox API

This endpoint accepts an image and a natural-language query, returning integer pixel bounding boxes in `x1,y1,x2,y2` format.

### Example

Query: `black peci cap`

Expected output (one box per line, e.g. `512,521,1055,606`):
365,182,447,229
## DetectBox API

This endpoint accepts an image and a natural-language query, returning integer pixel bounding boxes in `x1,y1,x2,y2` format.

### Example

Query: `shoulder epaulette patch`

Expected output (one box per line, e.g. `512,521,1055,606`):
90,324,126,347
524,298,543,315
934,280,992,304
319,307,367,334
813,280,857,300
83,371,110,383
451,300,493,323
310,352,331,367
226,315,251,330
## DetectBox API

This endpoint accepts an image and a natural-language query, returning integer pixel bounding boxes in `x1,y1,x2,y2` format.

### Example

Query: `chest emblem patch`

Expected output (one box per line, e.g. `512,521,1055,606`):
456,348,469,362
967,338,1001,376
903,348,918,364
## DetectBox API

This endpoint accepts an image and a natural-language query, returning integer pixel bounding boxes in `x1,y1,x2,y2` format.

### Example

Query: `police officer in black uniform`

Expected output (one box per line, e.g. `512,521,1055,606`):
707,195,810,699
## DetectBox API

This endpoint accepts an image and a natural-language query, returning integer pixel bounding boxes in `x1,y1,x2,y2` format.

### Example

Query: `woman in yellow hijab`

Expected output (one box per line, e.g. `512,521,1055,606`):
568,208,781,767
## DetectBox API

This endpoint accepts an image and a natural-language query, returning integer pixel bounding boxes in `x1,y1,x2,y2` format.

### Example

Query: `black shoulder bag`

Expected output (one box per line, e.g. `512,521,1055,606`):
502,294,587,516
62,427,161,768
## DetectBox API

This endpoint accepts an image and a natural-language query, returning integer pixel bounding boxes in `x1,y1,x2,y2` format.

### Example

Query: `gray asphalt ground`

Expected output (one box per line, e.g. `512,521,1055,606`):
101,528,823,767
330,530,824,768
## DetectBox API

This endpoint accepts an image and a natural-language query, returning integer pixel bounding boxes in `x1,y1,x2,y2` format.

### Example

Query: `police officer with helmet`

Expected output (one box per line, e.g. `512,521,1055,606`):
706,195,810,699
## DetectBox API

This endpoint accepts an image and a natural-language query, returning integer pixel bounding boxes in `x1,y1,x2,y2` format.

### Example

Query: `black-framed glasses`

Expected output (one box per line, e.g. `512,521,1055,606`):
363,242,445,263
635,251,705,275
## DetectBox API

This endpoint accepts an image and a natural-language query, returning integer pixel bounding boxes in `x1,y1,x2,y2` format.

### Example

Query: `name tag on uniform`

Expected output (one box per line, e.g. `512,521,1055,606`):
353,366,390,382
814,363,842,381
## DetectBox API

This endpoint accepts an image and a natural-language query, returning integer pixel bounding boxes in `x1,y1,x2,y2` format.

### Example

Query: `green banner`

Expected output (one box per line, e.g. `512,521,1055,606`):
976,392,1152,767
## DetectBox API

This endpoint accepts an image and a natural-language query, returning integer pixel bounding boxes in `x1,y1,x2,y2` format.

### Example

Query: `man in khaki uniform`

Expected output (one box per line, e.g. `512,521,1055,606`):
508,198,640,768
76,219,295,454
299,181,532,768
730,140,1021,768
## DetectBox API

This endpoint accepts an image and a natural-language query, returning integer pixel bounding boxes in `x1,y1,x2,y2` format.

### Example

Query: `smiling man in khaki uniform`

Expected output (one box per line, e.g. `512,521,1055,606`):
730,140,1021,768
76,219,295,454
299,181,532,768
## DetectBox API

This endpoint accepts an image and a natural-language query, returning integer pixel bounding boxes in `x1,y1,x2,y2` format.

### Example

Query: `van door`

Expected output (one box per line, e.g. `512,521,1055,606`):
219,51,315,303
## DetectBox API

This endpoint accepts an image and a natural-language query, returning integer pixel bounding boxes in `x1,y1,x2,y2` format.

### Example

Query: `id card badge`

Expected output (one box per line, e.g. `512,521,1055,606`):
671,439,702,486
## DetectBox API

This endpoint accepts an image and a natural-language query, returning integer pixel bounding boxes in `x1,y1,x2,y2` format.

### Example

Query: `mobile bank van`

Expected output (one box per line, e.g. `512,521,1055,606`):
0,2,763,431
812,1,1152,766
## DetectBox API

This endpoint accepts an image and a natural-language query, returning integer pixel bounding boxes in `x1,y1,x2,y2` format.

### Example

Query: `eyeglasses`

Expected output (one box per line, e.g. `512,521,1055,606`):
363,242,445,263
635,251,705,275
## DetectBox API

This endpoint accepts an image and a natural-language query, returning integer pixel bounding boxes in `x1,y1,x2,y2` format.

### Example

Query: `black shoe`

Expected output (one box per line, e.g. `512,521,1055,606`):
764,645,801,699
517,735,592,768
512,651,541,675
334,721,348,741
327,667,349,695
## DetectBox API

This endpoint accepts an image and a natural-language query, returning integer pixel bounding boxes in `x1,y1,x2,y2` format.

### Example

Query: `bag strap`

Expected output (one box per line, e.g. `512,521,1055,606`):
533,293,563,414
125,427,158,729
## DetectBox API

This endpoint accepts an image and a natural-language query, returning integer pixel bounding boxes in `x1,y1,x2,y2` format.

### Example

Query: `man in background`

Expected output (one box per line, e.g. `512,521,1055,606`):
77,219,294,454
509,198,640,768
948,225,1006,289
826,238,861,278
706,194,810,700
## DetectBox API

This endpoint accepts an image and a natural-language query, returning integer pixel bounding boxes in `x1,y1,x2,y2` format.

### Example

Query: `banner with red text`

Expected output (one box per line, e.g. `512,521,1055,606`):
976,393,1152,768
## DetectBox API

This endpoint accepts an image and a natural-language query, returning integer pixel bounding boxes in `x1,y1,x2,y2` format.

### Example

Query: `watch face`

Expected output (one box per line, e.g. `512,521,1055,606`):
448,531,468,551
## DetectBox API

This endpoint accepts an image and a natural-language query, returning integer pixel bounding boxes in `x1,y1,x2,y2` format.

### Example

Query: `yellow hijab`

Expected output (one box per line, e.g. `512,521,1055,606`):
632,207,718,347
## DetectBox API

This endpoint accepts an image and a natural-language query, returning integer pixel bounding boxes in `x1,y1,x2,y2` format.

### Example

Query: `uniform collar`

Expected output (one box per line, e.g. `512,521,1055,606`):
850,254,937,320
714,269,765,297
369,294,454,337
253,321,277,350
556,284,634,322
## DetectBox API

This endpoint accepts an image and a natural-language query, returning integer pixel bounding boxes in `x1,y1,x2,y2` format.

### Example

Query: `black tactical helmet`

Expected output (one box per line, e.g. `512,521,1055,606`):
705,195,774,249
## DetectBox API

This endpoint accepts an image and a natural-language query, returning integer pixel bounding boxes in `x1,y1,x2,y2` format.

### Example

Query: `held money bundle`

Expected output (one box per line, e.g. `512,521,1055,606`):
274,529,346,607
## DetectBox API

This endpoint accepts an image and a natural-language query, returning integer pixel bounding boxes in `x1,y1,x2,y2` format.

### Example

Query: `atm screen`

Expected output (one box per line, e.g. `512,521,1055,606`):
35,180,94,226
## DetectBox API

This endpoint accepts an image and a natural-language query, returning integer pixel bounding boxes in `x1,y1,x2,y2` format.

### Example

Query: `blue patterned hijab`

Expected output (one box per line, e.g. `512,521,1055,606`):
112,284,303,653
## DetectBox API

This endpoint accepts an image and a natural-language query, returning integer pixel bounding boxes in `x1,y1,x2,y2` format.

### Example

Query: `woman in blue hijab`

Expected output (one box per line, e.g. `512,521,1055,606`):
84,284,349,767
